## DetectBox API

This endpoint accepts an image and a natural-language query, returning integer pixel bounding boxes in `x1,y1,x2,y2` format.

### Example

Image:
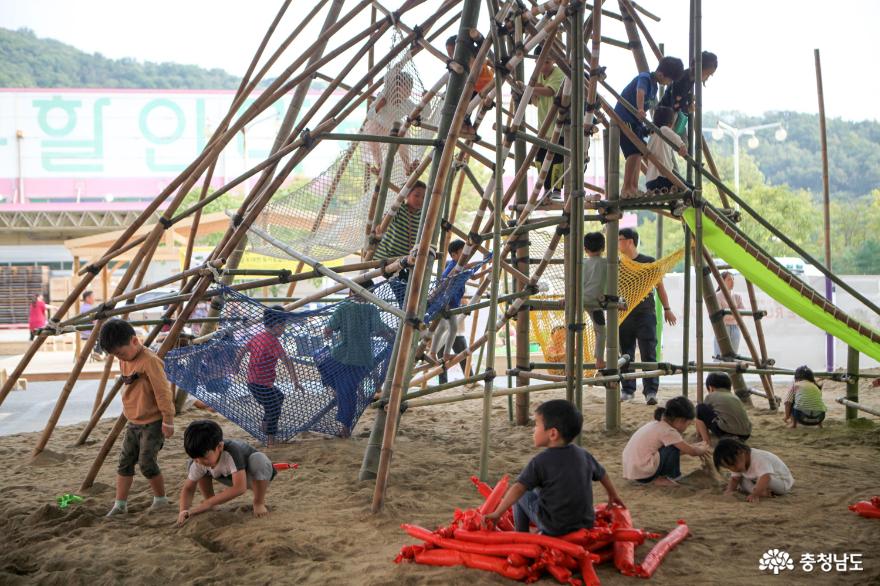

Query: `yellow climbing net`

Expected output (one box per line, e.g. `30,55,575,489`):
528,231,684,375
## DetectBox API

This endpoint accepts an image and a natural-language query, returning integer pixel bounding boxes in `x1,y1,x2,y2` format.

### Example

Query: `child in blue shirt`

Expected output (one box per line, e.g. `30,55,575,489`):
614,57,684,197
431,239,475,361
485,400,624,535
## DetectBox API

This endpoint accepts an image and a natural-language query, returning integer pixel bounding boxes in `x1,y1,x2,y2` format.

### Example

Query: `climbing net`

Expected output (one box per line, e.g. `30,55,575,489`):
528,230,684,372
249,34,442,262
165,259,481,442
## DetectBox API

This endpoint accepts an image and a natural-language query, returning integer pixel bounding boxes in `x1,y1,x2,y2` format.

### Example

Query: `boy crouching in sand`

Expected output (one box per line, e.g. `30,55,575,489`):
177,420,275,526
101,319,175,516
484,400,624,535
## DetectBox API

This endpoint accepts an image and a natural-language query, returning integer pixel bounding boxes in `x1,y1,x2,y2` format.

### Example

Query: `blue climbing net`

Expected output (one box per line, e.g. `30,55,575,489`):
165,264,482,443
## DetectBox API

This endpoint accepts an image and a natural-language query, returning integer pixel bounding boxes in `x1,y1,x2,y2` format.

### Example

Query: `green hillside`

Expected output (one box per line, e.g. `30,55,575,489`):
0,27,240,89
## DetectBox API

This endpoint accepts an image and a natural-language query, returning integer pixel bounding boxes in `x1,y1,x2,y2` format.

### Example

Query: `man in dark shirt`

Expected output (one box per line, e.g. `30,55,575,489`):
483,400,623,535
618,228,677,404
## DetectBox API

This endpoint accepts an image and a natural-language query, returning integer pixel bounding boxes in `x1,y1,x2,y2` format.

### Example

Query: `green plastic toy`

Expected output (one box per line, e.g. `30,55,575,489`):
57,493,84,509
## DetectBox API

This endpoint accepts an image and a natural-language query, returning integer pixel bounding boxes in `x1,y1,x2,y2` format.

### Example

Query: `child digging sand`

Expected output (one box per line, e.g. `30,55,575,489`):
484,399,624,535
100,319,175,517
178,420,275,525
622,396,708,486
714,438,794,503
783,365,827,428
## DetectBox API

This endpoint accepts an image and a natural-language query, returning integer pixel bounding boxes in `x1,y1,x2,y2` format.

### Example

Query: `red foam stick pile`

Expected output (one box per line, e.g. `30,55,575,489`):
849,497,880,519
395,475,690,584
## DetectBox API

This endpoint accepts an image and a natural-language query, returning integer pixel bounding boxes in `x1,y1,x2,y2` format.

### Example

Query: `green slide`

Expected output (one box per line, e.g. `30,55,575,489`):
683,209,880,362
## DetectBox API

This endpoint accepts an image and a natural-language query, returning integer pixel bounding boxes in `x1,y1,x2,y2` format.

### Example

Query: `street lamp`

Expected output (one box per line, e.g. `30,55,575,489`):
705,120,786,193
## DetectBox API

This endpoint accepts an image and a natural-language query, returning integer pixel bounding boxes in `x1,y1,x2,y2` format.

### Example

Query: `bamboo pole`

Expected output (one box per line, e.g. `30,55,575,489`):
702,249,776,407
477,0,509,480
845,347,859,422
90,356,115,417
80,413,127,491
513,10,531,426
407,369,669,409
617,0,648,72
564,0,586,417
605,123,621,430
692,0,705,404
371,0,495,512
249,224,406,319
837,397,879,418
814,48,834,372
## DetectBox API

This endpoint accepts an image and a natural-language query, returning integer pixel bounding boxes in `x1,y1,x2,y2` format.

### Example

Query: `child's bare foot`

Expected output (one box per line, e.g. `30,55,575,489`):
253,504,269,518
595,359,606,370
652,477,679,487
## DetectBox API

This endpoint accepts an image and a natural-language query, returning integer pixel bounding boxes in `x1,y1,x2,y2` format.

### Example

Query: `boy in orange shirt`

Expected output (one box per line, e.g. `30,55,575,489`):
100,319,176,516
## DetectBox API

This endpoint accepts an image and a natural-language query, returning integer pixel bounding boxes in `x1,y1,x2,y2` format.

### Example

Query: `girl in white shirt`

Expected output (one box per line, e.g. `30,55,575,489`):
622,396,710,486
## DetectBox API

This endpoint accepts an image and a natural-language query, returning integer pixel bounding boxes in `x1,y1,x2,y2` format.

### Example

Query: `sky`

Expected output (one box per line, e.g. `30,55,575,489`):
1,0,878,122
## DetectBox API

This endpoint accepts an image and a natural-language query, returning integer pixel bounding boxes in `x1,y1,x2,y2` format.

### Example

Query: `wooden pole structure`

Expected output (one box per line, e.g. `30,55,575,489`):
76,1,453,480
617,0,648,72
845,347,859,423
513,8,532,426
370,0,488,512
702,249,776,407
73,257,82,360
692,0,705,404
564,0,587,419
478,1,506,480
604,123,621,431
358,0,485,480
814,48,834,372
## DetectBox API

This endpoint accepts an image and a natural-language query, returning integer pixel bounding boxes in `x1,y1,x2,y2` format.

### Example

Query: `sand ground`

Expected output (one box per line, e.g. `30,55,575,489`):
0,377,878,585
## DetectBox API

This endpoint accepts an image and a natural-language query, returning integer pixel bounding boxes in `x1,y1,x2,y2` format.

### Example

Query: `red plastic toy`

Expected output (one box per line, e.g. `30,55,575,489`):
395,476,690,584
849,498,880,519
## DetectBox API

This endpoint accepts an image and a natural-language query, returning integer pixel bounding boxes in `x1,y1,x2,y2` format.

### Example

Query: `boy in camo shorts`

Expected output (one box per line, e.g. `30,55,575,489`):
100,319,175,516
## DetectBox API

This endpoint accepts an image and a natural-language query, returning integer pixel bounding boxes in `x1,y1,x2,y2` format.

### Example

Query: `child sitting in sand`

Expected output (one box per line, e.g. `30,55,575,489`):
622,396,709,486
783,365,827,428
714,438,793,503
100,319,176,516
696,372,752,443
484,399,624,535
177,420,275,525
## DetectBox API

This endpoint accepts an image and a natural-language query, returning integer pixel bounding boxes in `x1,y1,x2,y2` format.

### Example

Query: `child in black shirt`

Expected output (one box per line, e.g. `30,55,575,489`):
485,400,624,535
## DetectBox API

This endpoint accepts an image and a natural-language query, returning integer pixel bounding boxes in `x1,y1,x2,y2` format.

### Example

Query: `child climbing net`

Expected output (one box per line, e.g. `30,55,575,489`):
166,261,485,443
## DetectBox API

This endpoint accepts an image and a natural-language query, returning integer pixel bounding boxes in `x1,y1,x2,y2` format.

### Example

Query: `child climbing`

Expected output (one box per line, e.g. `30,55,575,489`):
622,396,708,486
531,46,566,199
582,231,607,369
484,399,624,535
659,51,718,137
363,67,418,174
431,239,475,362
320,284,396,438
177,420,275,524
240,305,303,445
100,319,175,517
696,372,752,443
614,57,685,197
782,365,827,428
445,34,493,138
714,438,794,502
644,106,686,194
